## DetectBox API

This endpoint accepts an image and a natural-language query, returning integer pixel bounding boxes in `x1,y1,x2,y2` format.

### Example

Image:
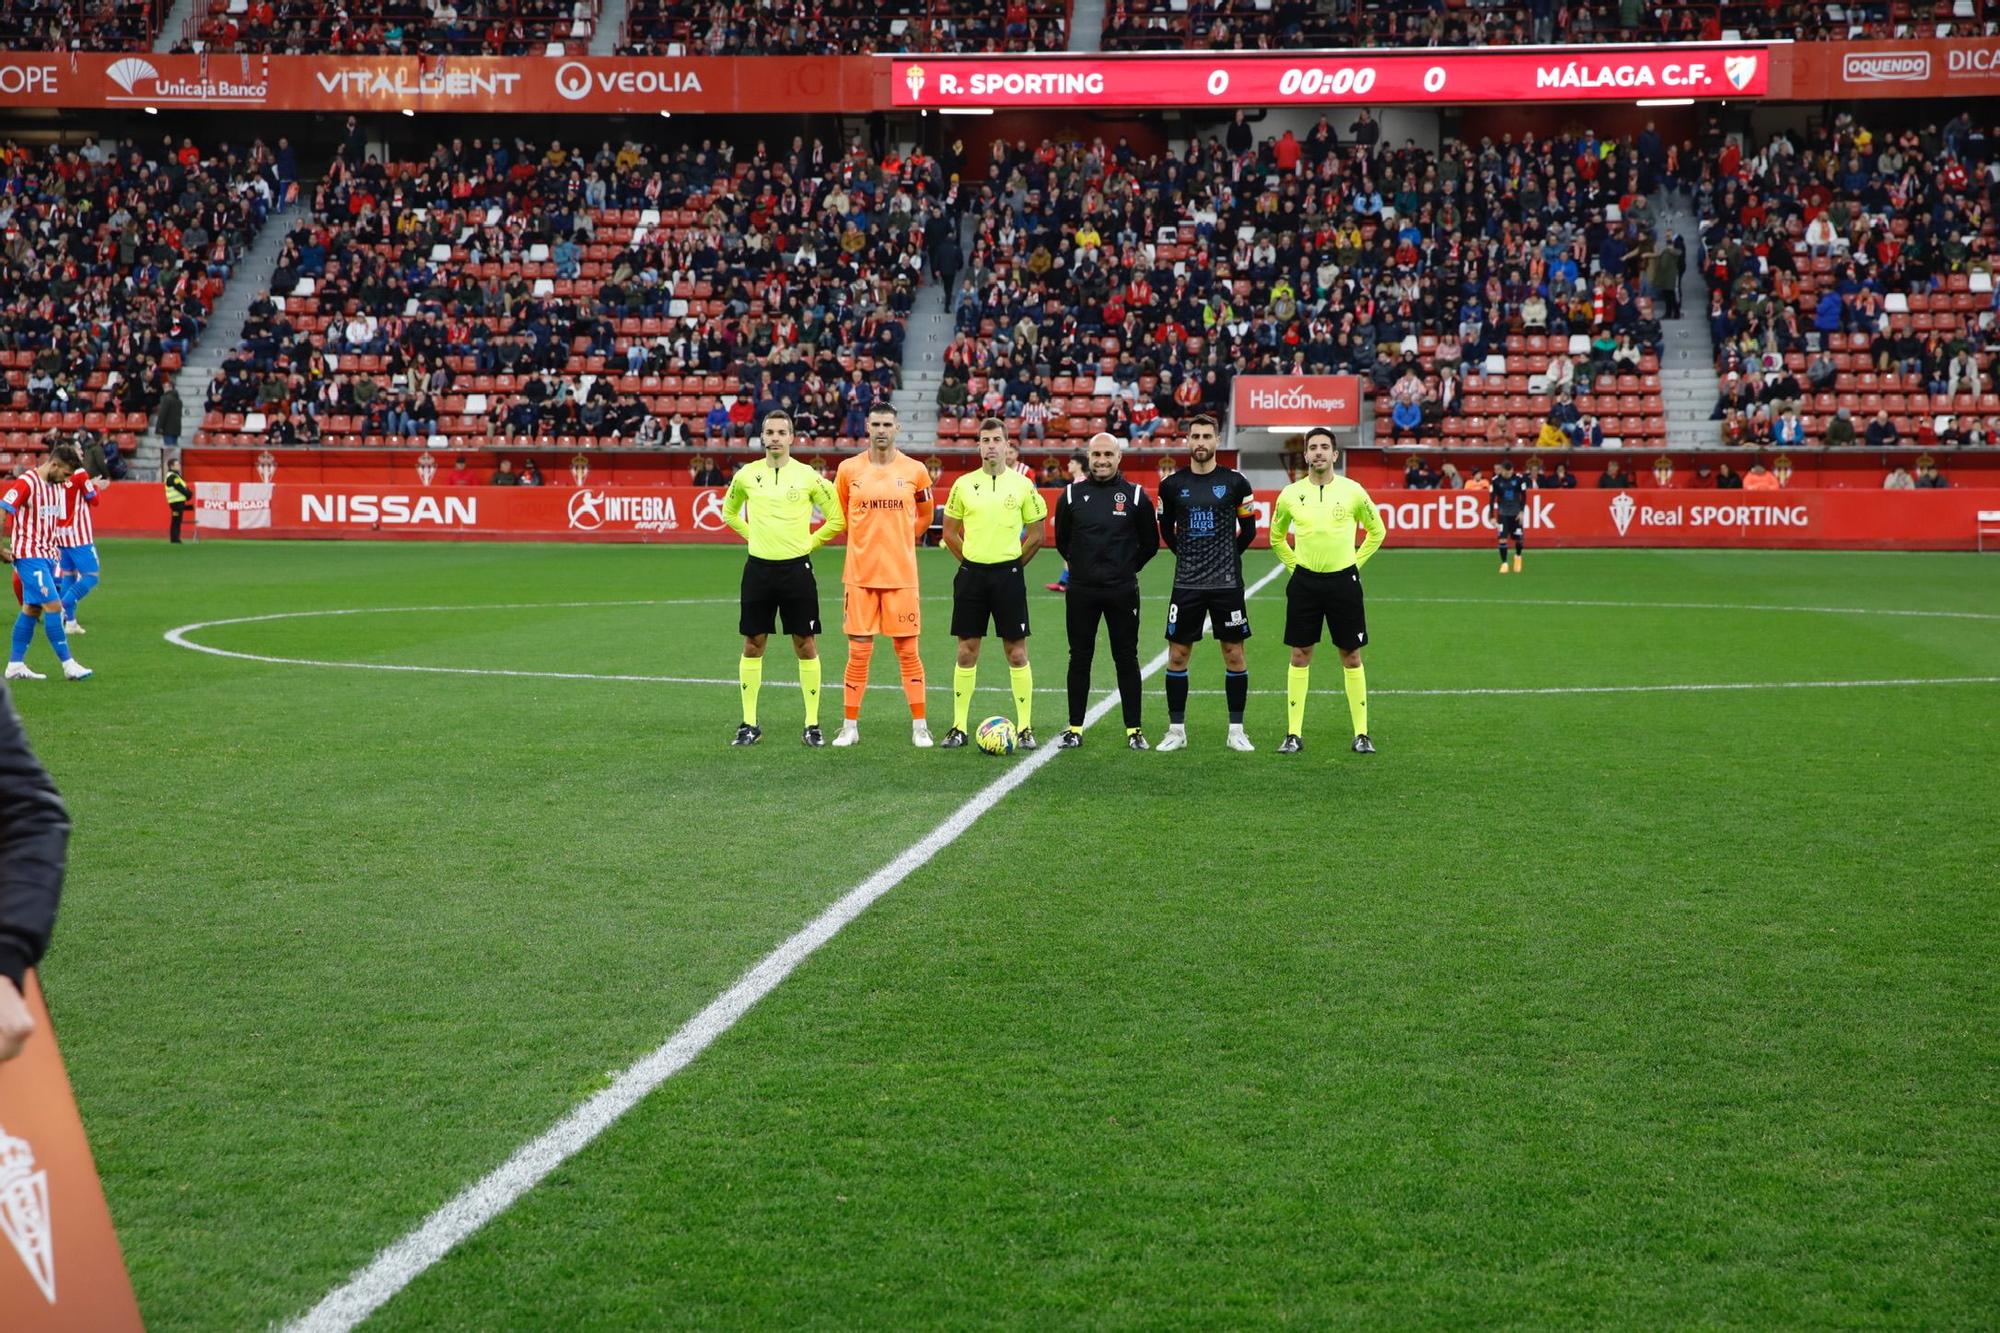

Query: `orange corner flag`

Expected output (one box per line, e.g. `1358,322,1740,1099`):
0,972,144,1330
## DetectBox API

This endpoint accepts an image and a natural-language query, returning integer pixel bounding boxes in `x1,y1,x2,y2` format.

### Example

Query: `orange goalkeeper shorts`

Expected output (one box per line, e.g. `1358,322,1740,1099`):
843,585,922,638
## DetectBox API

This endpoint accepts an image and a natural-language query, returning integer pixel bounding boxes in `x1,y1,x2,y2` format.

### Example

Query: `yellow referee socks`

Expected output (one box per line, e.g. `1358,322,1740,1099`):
953,664,977,732
1343,663,1368,737
1287,663,1310,735
1010,663,1034,730
798,656,822,727
738,655,763,727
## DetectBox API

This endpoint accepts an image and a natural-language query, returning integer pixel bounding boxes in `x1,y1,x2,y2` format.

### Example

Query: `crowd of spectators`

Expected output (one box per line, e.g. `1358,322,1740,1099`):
180,0,594,56
937,120,1677,451
0,136,276,465
1697,110,2000,448
0,0,157,49
1103,0,1997,51
197,134,944,450
13,0,1990,52
619,0,1067,56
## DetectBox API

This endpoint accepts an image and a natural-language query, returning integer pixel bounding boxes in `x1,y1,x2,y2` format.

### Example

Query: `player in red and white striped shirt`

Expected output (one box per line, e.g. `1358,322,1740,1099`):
2,443,91,681
56,467,103,635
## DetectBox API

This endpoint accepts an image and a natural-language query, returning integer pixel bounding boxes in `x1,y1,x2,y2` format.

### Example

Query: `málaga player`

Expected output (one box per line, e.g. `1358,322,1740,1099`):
1270,427,1383,754
1,443,91,681
722,410,845,747
57,467,103,635
940,418,1048,751
1490,457,1529,574
1155,414,1258,751
832,403,935,748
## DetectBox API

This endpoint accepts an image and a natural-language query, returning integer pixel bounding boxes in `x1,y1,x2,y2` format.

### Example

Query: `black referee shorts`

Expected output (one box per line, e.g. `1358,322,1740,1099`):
739,554,822,638
1164,584,1252,644
1283,566,1368,651
952,559,1031,640
1065,584,1141,659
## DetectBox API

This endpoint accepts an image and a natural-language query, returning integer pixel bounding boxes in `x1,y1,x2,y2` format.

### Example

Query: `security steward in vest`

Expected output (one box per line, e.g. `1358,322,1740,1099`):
940,417,1048,750
1053,431,1160,749
164,456,193,544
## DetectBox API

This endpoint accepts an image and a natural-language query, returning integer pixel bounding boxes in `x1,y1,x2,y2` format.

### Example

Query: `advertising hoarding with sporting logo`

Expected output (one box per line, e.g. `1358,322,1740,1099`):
891,46,1770,108
89,485,2000,550
2,42,1997,112
0,53,877,113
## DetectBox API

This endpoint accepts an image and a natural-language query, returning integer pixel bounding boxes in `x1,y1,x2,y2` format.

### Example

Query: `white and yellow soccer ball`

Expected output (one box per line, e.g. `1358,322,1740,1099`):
975,716,1017,755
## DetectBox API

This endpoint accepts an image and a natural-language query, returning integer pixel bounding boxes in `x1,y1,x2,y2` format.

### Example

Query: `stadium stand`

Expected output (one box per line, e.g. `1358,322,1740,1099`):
1102,0,1998,51
192,137,947,470
1697,111,2000,449
942,128,1671,455
0,137,276,469
619,0,1070,56
0,0,159,49
181,0,597,56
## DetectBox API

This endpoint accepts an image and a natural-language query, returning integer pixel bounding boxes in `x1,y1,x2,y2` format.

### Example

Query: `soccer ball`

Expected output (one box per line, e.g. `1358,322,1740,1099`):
974,716,1017,755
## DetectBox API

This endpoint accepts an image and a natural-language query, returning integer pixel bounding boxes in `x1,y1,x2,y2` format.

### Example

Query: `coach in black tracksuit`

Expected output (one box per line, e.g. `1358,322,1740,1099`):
1053,436,1160,748
0,682,70,1062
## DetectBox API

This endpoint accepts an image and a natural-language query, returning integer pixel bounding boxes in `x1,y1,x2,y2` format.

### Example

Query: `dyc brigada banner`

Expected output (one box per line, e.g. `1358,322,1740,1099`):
88,483,2000,550
891,45,1770,108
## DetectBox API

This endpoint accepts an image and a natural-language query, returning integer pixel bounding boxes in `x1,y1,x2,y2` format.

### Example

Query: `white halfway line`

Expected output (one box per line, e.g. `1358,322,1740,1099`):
282,562,1285,1332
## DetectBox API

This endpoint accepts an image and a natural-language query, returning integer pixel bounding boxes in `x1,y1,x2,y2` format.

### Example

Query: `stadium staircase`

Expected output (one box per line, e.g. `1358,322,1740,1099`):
589,0,628,53
1067,0,1105,49
1653,190,1721,449
155,0,194,50
890,265,956,456
135,198,295,480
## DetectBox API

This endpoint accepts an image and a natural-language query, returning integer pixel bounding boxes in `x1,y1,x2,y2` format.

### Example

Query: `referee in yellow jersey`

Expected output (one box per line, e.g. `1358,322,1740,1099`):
940,417,1049,750
1270,426,1385,756
722,410,846,747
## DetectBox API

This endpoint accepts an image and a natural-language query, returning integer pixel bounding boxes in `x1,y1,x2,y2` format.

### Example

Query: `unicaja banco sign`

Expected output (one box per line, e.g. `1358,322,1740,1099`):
1232,375,1362,429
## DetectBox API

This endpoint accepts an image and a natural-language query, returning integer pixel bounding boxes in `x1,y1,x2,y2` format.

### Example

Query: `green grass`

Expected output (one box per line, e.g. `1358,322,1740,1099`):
20,539,1999,1329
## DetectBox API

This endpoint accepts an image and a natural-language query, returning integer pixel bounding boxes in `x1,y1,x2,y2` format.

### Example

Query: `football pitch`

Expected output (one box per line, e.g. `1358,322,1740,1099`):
16,538,2000,1329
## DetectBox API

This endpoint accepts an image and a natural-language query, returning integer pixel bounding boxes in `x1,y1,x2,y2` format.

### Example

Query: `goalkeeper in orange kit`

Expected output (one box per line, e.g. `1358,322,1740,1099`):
830,403,936,747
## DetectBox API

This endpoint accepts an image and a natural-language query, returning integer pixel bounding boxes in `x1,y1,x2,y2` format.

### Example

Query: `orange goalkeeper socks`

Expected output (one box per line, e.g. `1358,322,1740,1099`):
893,635,926,720
843,638,874,721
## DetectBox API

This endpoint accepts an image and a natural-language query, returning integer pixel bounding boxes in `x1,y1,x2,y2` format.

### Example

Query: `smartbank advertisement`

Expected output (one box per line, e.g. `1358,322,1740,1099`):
90,485,2000,550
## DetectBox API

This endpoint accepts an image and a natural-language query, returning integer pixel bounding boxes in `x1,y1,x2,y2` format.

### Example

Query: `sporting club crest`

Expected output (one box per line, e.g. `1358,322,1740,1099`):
1609,491,1637,537
415,451,438,485
0,1124,55,1304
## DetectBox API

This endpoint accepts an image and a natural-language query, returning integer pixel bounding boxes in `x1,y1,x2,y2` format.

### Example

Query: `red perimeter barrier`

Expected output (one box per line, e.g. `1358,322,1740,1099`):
91,483,2000,550
3,41,1998,113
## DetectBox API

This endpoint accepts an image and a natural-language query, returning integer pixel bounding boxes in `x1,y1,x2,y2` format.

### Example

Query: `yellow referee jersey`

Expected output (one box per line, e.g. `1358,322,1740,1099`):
944,467,1048,564
1271,473,1385,573
722,458,843,560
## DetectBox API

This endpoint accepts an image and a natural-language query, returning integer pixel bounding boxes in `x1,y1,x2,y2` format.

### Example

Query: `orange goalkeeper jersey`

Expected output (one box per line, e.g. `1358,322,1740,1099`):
835,448,934,589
